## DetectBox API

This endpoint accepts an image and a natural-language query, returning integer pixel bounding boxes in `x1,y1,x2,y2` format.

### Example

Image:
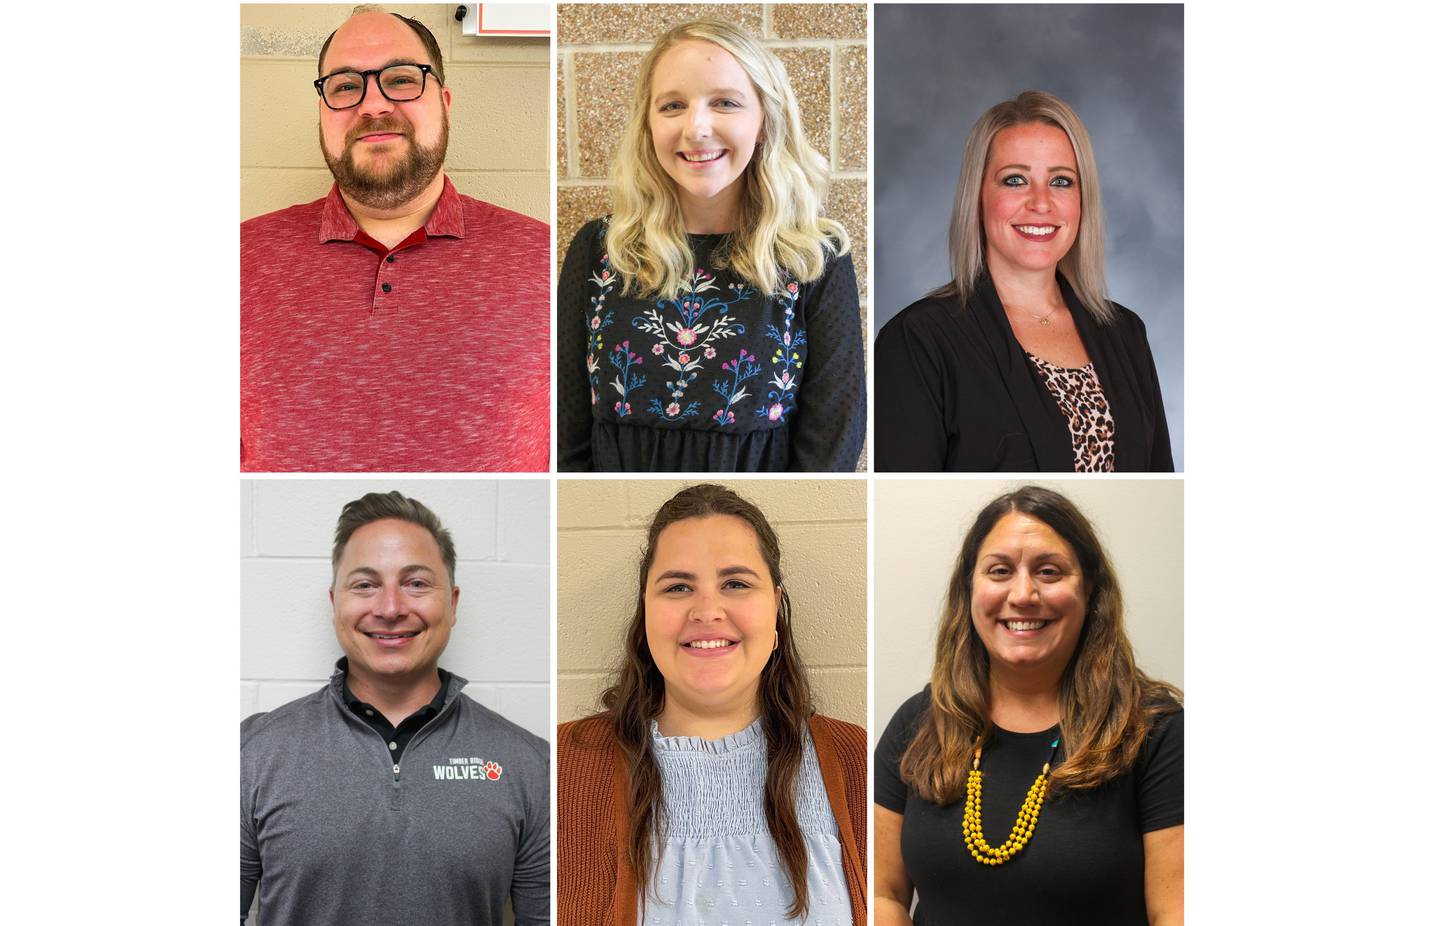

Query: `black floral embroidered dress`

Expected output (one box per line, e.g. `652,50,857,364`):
558,218,865,472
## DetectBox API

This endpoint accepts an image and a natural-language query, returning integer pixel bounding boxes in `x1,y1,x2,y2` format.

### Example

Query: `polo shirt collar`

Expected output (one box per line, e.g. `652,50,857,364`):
329,656,468,708
317,174,466,244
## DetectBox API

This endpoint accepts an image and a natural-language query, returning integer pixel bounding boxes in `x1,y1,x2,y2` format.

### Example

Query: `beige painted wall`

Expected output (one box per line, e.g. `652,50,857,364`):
241,4,549,222
875,479,1184,735
558,479,867,728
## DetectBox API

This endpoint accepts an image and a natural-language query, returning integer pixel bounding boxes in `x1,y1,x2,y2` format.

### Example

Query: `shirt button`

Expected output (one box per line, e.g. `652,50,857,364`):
365,709,374,716
386,255,395,263
388,741,397,751
381,283,392,293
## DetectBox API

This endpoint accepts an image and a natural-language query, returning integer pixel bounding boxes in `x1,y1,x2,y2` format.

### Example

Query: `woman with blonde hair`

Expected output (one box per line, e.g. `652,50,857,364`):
558,20,865,472
558,484,867,924
875,485,1183,925
875,91,1173,472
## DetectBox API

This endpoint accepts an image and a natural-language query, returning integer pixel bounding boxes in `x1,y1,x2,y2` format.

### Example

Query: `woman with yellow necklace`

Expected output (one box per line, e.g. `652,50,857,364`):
874,486,1183,924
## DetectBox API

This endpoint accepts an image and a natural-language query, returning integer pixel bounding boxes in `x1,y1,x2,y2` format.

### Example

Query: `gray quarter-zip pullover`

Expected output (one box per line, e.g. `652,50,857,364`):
241,664,548,926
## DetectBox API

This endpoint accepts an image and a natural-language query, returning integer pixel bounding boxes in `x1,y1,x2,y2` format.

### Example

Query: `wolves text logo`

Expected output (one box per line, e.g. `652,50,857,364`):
433,756,503,781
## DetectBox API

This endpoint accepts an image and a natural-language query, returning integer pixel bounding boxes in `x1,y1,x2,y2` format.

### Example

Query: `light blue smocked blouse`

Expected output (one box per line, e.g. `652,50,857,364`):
644,718,853,926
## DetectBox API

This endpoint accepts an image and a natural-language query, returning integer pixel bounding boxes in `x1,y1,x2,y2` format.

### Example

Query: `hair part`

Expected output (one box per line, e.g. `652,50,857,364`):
606,19,848,299
598,483,816,920
331,491,457,587
932,90,1113,323
899,485,1181,804
319,5,447,85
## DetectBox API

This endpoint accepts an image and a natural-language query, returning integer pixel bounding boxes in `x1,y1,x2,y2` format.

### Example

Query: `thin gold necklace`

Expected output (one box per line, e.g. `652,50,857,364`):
961,734,1061,866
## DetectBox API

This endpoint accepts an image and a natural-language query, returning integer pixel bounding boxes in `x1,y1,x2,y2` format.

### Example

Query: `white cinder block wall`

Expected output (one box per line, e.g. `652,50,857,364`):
874,479,1184,736
241,479,551,741
557,479,867,728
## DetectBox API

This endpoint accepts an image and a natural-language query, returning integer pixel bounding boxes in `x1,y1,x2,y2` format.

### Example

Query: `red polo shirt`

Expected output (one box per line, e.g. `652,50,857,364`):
240,178,549,472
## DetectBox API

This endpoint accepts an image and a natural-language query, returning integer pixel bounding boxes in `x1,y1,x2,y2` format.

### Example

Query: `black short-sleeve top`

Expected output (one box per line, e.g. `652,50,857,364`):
557,218,866,472
875,687,1183,925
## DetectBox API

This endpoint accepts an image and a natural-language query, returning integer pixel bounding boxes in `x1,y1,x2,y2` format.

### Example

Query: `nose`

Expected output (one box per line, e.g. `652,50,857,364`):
1026,181,1053,213
375,582,407,619
688,588,724,622
356,73,395,119
684,106,713,140
1006,571,1040,607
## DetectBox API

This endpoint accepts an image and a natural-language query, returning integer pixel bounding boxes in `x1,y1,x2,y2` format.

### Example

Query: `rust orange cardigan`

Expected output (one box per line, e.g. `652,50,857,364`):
557,713,868,925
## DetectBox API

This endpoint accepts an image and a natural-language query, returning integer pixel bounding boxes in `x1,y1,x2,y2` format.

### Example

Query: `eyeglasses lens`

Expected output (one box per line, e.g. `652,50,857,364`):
322,65,426,109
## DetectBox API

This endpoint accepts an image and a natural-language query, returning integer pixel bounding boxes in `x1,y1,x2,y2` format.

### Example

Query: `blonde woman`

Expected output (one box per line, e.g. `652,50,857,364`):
875,91,1173,473
558,20,865,472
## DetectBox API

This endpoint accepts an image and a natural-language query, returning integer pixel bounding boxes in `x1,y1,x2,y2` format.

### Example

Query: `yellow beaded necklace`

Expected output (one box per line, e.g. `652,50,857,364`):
961,734,1061,866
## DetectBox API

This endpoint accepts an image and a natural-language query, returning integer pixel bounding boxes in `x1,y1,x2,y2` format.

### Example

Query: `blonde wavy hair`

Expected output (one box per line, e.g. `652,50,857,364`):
933,91,1114,324
605,19,848,299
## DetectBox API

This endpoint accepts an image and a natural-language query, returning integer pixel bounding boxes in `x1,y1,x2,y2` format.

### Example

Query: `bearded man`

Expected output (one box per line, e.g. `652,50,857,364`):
240,6,549,473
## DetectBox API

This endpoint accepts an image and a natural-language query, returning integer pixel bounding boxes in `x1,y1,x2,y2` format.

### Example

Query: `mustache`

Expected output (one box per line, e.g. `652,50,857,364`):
345,118,413,146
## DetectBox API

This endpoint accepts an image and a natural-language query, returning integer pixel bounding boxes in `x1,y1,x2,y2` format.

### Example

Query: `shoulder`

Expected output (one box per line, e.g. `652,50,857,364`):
564,217,608,257
810,714,867,776
240,198,326,243
810,714,866,753
558,713,615,754
453,693,550,767
880,687,933,742
1137,705,1184,771
877,294,968,346
240,685,331,752
458,194,548,241
1099,300,1152,340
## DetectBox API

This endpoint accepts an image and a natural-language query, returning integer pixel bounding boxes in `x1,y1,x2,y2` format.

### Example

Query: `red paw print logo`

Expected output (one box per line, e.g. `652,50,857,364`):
483,761,503,781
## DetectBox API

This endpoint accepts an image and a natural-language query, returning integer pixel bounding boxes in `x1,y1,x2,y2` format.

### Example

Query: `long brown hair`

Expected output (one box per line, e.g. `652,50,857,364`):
599,484,816,919
900,485,1181,803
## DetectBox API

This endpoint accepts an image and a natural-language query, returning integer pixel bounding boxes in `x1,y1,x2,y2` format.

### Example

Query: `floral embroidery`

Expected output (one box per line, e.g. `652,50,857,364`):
711,348,761,425
610,340,645,418
585,252,616,407
756,280,806,423
631,268,753,423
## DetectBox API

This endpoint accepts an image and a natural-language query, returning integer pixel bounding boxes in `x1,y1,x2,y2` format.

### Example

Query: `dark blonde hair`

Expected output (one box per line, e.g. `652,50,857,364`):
900,485,1180,803
599,484,816,919
933,91,1113,322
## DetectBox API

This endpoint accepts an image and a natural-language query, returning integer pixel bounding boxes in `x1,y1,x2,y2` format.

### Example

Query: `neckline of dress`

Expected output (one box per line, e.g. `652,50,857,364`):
650,716,764,754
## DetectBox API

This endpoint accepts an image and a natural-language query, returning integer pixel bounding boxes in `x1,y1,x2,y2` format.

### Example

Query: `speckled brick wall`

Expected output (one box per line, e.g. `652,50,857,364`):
240,4,550,222
556,479,868,727
556,2,870,468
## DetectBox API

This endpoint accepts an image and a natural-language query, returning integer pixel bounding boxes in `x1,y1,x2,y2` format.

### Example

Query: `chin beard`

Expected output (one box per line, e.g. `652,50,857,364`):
322,115,449,210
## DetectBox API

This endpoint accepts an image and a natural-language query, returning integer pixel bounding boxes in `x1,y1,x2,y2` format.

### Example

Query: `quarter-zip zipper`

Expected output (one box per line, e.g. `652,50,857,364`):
332,680,461,811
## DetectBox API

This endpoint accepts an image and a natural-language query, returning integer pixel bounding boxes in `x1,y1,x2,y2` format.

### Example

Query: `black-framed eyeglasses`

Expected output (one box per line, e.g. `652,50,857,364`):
314,63,436,111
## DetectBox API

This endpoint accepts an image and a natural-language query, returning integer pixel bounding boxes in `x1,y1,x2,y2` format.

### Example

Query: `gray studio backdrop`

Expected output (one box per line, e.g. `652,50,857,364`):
875,4,1184,470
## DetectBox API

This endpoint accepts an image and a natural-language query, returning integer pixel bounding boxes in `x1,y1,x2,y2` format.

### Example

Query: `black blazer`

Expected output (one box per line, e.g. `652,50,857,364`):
874,273,1174,472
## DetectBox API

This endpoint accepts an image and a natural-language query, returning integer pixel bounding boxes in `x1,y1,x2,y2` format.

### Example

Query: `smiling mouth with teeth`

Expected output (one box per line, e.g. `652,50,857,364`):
365,631,420,640
1002,620,1050,631
684,639,737,649
680,150,725,162
1015,225,1058,235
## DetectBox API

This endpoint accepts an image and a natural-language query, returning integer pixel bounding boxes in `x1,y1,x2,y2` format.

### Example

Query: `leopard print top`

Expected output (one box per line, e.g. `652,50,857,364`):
1026,351,1116,473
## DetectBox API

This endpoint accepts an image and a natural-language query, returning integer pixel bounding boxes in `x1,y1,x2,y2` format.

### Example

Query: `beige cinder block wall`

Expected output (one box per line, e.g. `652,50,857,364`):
241,4,549,222
558,479,867,728
874,480,1184,736
556,3,869,466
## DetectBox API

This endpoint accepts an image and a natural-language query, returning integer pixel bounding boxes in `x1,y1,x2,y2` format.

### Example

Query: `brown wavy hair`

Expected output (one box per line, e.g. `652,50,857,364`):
900,485,1181,803
598,483,816,919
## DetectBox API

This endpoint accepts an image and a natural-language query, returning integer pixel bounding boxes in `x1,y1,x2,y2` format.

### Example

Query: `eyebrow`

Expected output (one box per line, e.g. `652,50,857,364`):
343,564,438,581
320,57,423,80
652,565,763,584
993,163,1077,174
653,86,751,102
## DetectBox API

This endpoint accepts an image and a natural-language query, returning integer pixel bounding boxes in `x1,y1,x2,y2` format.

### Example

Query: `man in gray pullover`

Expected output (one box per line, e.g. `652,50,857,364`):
241,491,549,925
